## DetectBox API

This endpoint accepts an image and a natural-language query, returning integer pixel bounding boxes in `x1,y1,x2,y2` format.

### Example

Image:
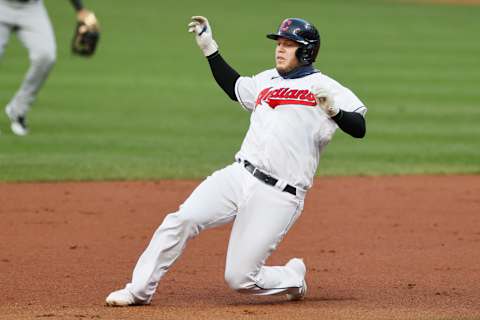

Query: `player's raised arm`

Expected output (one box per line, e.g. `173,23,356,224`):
188,16,240,101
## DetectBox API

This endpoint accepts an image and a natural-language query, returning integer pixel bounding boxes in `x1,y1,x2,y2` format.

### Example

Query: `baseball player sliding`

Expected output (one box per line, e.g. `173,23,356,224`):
106,16,367,306
0,0,99,136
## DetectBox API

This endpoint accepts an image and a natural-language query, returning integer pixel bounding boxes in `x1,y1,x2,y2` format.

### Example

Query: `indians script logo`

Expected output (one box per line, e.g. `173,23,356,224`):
255,87,317,109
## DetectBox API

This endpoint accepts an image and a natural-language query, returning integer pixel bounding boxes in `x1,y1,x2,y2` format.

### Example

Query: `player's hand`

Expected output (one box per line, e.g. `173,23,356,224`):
76,9,98,29
188,16,218,56
72,8,100,57
311,86,339,117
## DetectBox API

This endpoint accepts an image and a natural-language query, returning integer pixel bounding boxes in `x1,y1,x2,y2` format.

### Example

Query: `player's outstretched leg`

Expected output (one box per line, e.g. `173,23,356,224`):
106,163,244,306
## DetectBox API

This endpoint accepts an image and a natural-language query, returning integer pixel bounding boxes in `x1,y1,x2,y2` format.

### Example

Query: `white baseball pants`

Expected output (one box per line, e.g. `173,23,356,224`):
125,161,306,302
0,0,56,117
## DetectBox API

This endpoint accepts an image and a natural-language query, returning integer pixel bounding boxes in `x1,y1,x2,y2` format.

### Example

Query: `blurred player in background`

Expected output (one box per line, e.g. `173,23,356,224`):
0,0,99,136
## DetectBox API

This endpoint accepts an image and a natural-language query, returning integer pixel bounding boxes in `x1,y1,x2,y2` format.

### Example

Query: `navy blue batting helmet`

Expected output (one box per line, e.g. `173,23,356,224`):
267,18,320,65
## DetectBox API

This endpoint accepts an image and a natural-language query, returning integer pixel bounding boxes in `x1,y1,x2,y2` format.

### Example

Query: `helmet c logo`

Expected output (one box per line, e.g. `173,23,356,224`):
280,19,292,32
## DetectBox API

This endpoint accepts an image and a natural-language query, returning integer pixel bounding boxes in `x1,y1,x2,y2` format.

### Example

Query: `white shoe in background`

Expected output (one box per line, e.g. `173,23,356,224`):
5,105,28,136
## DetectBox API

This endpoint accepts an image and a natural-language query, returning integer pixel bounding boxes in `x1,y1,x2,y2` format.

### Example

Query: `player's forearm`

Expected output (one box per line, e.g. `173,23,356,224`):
70,0,83,11
207,51,240,101
331,110,366,138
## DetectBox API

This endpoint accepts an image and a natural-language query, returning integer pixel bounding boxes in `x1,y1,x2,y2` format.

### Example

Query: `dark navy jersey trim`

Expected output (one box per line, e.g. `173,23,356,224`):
277,65,318,80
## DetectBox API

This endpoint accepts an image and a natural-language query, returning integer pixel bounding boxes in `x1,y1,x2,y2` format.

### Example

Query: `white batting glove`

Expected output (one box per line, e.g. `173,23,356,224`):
311,86,340,117
188,16,218,56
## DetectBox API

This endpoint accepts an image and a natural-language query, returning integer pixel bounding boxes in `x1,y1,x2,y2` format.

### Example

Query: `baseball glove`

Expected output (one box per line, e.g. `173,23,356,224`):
72,11,100,57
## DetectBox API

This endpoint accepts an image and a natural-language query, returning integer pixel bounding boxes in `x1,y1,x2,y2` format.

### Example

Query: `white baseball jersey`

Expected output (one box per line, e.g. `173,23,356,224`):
234,69,367,190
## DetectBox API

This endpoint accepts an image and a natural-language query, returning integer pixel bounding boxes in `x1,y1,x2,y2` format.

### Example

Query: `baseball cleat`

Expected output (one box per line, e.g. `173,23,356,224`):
5,106,28,136
285,258,308,301
10,117,28,136
105,288,149,307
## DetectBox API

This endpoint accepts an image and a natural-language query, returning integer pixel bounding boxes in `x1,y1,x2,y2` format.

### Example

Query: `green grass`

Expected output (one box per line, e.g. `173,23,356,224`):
0,0,479,181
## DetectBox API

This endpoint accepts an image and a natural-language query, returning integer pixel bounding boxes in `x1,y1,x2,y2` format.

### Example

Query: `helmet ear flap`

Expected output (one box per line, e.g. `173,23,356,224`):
305,43,315,64
296,43,315,65
295,46,307,65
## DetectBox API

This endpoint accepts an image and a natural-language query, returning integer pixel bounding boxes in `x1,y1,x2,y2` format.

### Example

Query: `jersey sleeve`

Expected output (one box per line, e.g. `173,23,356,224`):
234,76,257,112
335,86,367,116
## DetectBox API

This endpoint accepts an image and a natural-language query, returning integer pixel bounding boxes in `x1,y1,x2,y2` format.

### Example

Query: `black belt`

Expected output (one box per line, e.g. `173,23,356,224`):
240,159,297,196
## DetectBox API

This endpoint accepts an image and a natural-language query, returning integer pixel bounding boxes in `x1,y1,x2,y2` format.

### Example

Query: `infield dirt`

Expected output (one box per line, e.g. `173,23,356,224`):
1,175,479,319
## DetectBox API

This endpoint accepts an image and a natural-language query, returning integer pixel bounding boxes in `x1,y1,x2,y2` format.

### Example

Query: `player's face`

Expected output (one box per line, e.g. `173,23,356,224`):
275,38,300,74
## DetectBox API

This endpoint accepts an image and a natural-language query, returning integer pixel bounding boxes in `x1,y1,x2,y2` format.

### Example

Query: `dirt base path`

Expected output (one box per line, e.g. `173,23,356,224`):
1,175,479,319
